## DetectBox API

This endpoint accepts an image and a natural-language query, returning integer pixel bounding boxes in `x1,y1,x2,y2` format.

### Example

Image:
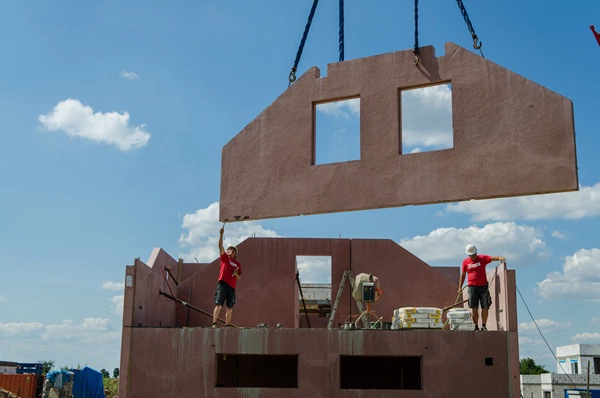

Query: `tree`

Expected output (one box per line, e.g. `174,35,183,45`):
520,358,549,375
113,368,120,378
100,368,110,379
39,360,55,375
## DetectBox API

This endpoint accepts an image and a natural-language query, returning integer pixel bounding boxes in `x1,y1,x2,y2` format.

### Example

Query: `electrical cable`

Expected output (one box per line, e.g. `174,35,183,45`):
515,284,579,389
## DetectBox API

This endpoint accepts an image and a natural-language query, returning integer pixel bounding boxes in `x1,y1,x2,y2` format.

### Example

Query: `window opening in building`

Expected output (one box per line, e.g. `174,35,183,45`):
571,359,579,374
340,355,422,390
594,357,600,374
215,354,298,388
485,357,494,366
296,256,332,323
315,98,360,164
400,84,453,154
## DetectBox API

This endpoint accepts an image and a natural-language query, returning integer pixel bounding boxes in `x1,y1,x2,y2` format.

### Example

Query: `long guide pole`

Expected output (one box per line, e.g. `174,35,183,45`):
158,289,237,328
296,271,311,328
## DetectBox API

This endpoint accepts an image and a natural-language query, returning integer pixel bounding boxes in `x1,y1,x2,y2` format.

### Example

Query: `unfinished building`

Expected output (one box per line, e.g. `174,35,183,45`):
119,42,577,397
119,238,520,397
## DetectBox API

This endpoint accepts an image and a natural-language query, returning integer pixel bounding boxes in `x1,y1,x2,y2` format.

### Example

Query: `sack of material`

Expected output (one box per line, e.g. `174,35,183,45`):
447,308,476,331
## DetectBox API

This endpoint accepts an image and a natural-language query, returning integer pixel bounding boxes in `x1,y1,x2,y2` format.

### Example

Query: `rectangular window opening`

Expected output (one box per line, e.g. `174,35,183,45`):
215,354,298,388
485,357,494,366
400,83,453,154
571,359,579,374
296,256,332,325
314,97,360,165
340,355,422,390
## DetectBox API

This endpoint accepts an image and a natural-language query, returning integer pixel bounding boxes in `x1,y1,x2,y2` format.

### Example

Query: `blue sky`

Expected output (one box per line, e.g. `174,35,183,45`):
1,1,599,373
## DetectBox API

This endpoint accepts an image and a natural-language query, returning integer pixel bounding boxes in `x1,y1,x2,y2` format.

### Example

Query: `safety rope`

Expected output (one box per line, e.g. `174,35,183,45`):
455,0,484,57
339,0,345,62
160,266,186,326
289,0,319,86
413,0,420,65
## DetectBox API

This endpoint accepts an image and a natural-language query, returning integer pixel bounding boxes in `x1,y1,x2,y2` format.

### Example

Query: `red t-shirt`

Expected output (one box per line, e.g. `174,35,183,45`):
218,252,241,289
462,254,492,286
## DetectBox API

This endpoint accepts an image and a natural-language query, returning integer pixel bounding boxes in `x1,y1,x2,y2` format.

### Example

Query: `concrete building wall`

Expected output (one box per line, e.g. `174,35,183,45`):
120,237,520,397
123,327,518,398
521,373,600,397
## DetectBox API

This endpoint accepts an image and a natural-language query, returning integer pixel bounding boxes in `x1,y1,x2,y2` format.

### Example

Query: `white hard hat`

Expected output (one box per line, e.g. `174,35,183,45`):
465,244,477,255
226,245,238,254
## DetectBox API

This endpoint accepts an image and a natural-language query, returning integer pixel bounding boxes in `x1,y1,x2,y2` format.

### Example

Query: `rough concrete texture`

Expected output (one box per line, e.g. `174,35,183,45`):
220,43,578,221
119,237,520,397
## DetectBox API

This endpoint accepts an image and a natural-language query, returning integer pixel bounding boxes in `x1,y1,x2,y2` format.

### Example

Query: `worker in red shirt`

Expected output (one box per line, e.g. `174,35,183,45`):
212,226,242,328
458,244,506,331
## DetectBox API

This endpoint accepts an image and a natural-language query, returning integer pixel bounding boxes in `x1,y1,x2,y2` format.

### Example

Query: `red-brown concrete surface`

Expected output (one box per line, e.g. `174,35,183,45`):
220,43,578,222
119,237,520,397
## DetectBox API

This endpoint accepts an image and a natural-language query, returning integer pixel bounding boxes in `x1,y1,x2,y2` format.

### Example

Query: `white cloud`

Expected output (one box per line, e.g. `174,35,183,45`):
519,318,573,332
297,256,331,283
0,322,44,336
444,183,600,222
571,332,600,342
517,336,538,346
402,84,452,149
316,98,359,118
0,294,5,303
0,319,121,371
399,221,547,265
110,295,124,316
551,230,569,241
38,98,150,151
590,317,600,325
178,202,279,262
41,318,113,341
537,248,600,301
120,70,140,80
101,281,125,291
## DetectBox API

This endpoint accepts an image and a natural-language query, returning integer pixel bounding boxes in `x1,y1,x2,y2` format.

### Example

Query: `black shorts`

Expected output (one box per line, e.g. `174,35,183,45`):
215,280,236,308
468,285,492,309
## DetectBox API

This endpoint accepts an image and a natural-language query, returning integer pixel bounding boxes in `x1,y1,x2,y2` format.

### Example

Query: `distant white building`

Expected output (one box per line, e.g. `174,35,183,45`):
556,344,600,376
0,361,18,374
521,344,600,398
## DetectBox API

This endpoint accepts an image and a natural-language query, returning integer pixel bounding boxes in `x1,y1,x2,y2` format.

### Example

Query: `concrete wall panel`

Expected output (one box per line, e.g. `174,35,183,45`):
220,43,577,221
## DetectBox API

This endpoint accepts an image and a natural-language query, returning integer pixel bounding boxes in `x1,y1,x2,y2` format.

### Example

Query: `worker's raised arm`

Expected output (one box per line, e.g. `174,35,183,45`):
218,227,225,255
492,256,506,262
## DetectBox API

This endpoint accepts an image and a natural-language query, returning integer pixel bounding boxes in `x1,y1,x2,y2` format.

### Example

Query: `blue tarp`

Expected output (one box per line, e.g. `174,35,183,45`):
46,370,74,389
71,367,106,398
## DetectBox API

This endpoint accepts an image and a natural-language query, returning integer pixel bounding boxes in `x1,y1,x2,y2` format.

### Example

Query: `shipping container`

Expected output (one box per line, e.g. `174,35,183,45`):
0,373,41,398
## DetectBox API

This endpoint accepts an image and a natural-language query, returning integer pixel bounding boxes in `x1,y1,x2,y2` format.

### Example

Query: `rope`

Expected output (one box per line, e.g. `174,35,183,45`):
160,266,186,326
516,285,579,389
443,262,502,330
338,0,344,62
413,0,420,65
455,0,485,57
289,0,319,85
